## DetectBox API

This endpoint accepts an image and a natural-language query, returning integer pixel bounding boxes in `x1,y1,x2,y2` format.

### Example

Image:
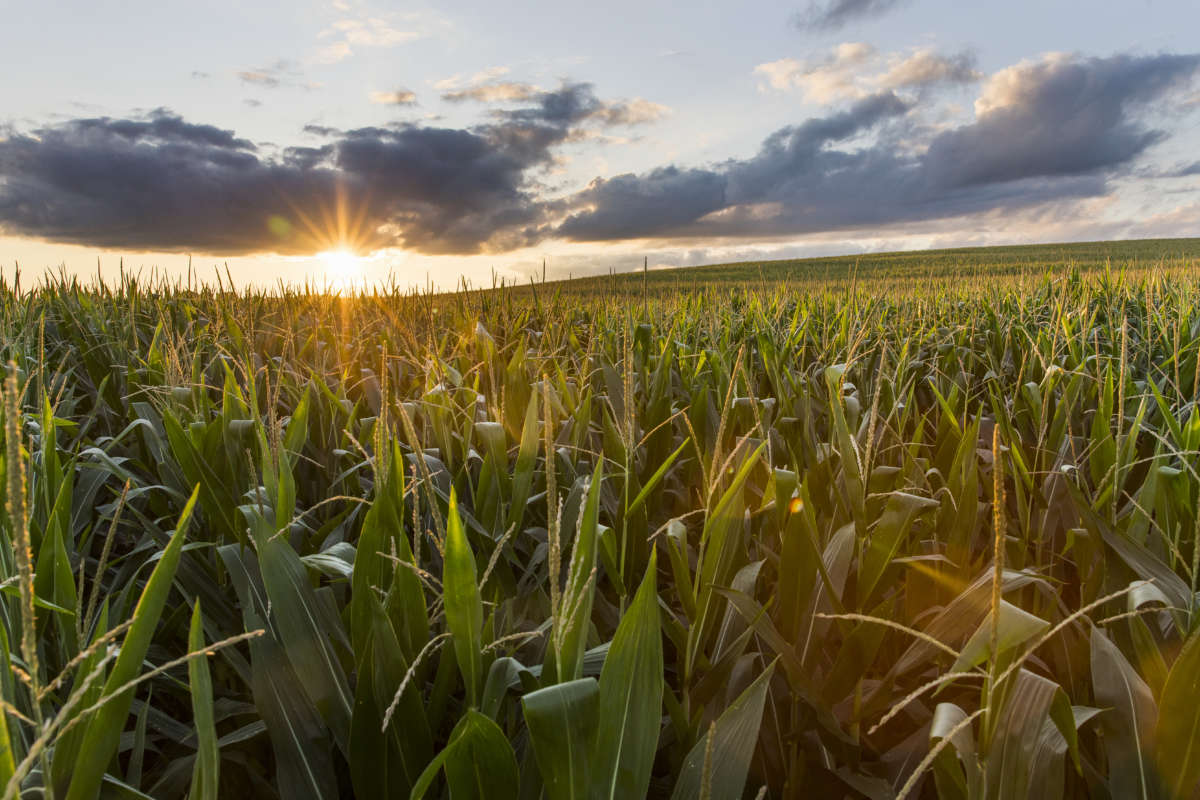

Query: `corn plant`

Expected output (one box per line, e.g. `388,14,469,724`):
0,240,1199,798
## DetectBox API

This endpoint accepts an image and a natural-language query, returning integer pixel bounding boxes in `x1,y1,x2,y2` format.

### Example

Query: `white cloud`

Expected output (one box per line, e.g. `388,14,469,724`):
591,97,671,126
754,43,875,101
755,43,979,103
234,60,318,90
434,65,512,91
369,89,417,105
331,18,419,47
313,8,427,63
314,40,353,64
441,81,538,102
973,52,1071,116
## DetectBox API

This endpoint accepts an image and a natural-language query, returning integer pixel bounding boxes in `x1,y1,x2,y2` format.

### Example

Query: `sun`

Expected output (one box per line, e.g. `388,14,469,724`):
318,249,361,290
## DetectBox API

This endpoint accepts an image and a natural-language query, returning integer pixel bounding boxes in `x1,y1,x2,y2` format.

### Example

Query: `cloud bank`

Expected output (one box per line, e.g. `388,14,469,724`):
0,84,655,255
0,52,1197,256
558,52,1200,241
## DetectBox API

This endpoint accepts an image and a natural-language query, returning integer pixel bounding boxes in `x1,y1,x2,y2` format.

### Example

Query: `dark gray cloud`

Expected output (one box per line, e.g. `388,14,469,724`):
556,167,729,240
0,87,588,254
556,53,1200,242
1,53,1197,257
557,91,914,240
0,110,340,254
793,0,909,32
923,53,1200,189
449,81,669,126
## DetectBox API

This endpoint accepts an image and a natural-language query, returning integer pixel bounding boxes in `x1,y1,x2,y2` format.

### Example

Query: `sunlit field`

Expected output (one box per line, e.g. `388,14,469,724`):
5,238,1200,798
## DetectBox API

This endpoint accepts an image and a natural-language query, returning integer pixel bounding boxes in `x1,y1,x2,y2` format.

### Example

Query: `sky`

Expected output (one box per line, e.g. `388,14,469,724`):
1,0,1199,289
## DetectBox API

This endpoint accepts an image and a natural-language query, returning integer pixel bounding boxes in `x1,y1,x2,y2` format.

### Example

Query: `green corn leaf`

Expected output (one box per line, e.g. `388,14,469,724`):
690,441,766,671
0,625,16,788
858,491,938,606
63,486,199,800
1091,628,1158,800
248,510,353,753
353,450,427,662
670,659,777,800
825,365,865,533
349,595,434,798
444,487,485,706
219,543,339,800
482,657,531,719
187,602,219,800
554,459,603,684
952,601,1049,672
985,669,1068,799
522,678,600,800
625,438,688,518
594,553,664,800
506,393,541,534
48,603,110,792
410,710,519,800
1154,629,1200,799
930,702,980,800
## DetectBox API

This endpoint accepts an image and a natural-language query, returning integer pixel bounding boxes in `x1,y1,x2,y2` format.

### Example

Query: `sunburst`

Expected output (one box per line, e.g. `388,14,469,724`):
269,179,387,262
317,248,362,291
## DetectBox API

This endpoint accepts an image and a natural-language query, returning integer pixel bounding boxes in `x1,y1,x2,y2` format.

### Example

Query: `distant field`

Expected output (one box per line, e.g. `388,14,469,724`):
4,238,1200,798
533,236,1200,296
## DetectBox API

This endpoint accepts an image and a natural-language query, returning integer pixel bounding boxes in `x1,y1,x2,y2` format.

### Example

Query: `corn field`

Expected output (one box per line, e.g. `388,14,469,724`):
4,248,1200,798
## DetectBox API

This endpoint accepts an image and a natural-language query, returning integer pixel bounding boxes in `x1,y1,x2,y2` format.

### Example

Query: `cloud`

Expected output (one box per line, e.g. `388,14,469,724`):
557,52,1200,242
235,61,318,90
238,71,282,88
434,66,511,91
434,70,668,125
879,49,981,91
755,43,979,102
1168,160,1200,177
478,82,671,128
793,0,909,32
927,52,1200,188
369,89,417,105
314,41,352,64
0,87,626,256
2,53,1197,260
590,97,671,126
556,90,914,240
442,82,539,103
755,43,874,100
330,18,418,47
314,12,423,63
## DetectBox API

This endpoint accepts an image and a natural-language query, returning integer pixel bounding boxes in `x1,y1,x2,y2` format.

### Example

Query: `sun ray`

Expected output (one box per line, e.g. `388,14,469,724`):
272,178,387,259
